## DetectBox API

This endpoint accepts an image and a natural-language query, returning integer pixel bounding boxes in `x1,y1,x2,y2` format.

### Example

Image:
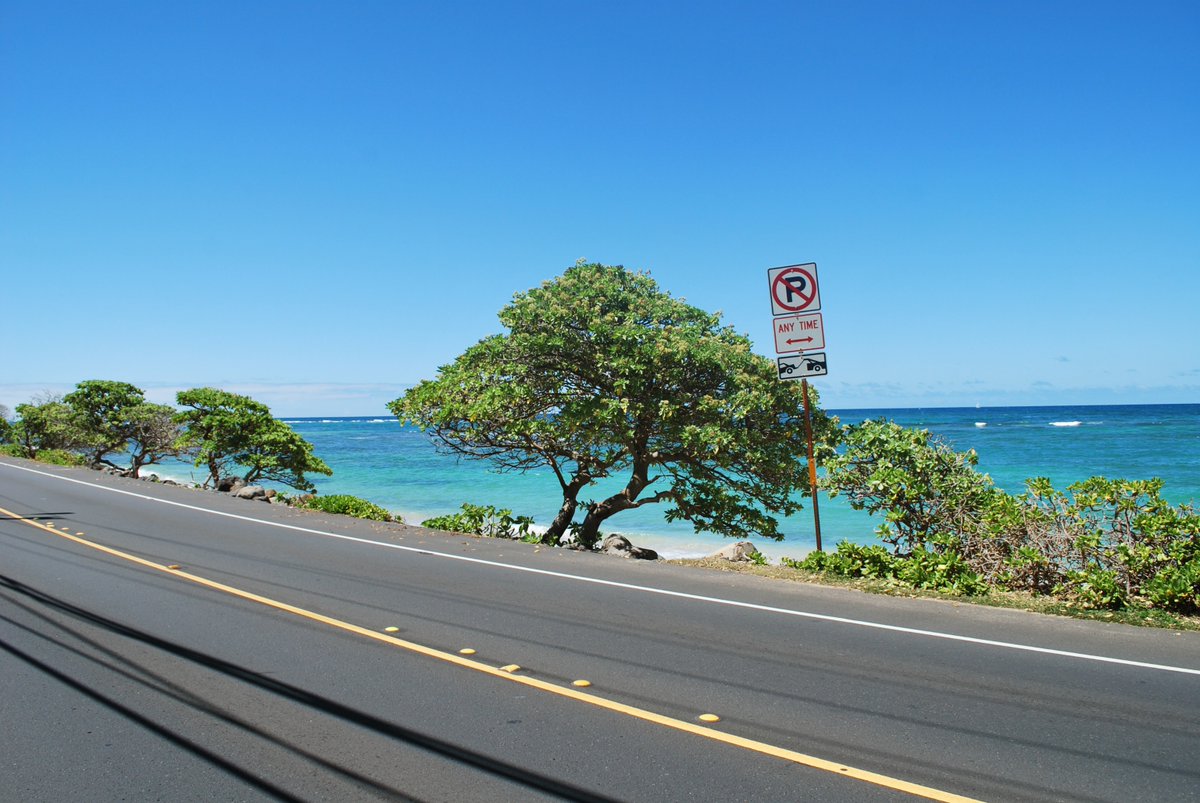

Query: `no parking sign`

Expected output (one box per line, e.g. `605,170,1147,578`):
768,263,820,316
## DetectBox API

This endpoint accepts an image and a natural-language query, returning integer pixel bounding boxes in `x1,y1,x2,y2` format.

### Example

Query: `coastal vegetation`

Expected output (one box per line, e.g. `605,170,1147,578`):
2,330,1195,620
175,387,331,491
392,260,838,549
422,503,538,541
298,493,397,522
1,382,331,493
790,419,1200,613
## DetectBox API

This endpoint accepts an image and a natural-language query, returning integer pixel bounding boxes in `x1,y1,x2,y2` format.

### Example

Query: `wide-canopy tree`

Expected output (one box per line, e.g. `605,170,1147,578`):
54,380,185,475
11,396,85,458
391,260,837,547
175,387,332,491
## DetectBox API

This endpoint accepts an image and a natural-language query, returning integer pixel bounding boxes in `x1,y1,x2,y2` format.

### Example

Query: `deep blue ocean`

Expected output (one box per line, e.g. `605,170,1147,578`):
149,404,1200,562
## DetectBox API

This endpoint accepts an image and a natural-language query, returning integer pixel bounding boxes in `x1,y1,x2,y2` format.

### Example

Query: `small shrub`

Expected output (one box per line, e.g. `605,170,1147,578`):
32,448,87,466
301,494,397,522
423,503,534,540
895,547,989,596
0,443,86,465
1056,567,1127,610
1140,558,1200,612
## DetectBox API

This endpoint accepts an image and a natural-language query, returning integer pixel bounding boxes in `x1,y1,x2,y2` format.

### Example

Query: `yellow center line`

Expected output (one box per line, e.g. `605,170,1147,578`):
1,506,984,802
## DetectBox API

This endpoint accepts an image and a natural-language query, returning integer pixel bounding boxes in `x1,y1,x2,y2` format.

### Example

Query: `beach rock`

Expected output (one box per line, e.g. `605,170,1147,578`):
264,488,277,499
216,476,246,493
233,485,267,500
557,530,584,550
709,541,759,562
601,534,634,555
601,534,658,560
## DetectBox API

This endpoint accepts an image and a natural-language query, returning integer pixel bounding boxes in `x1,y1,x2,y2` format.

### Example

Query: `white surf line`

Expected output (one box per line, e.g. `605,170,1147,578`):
4,460,1199,677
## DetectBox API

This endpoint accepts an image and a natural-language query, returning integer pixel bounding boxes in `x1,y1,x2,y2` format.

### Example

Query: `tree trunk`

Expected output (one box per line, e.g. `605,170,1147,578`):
542,470,592,545
543,498,577,544
576,462,652,548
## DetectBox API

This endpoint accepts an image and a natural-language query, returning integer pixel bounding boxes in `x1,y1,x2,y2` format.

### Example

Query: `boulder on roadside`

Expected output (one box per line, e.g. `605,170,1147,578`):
709,541,759,562
601,533,658,560
233,485,267,500
216,476,246,493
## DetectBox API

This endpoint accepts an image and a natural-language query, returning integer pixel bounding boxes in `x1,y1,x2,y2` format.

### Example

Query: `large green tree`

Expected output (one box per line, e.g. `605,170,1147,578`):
175,387,332,491
11,395,87,458
52,380,185,475
63,380,150,466
391,260,837,547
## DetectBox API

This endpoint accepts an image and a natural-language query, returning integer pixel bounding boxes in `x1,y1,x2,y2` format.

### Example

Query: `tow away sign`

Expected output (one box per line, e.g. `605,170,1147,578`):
773,312,824,354
777,352,828,380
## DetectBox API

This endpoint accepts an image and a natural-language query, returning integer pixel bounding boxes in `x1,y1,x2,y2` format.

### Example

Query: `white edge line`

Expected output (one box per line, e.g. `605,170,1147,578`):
3,460,1199,677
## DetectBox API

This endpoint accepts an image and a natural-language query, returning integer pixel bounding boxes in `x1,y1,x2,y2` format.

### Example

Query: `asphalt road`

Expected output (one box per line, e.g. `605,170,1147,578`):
2,456,1199,802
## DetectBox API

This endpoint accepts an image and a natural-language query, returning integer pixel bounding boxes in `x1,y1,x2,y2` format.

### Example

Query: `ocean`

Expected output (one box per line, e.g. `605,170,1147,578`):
148,404,1200,563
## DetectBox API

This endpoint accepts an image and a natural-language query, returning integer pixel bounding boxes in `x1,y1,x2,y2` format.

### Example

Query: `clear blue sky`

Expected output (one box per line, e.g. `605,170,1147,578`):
3,1,1196,416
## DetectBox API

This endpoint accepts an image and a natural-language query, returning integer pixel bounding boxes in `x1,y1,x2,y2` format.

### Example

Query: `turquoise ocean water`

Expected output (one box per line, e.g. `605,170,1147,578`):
149,404,1200,562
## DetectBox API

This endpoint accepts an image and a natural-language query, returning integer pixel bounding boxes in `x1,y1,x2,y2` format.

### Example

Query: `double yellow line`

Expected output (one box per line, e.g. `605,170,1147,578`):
1,505,984,802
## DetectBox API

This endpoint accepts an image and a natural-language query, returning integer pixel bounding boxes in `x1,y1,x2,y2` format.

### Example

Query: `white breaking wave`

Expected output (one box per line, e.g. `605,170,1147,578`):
1049,421,1082,427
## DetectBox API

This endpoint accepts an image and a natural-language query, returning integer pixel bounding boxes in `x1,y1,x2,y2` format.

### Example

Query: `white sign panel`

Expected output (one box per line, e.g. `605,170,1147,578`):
773,312,825,354
767,263,820,316
777,353,828,381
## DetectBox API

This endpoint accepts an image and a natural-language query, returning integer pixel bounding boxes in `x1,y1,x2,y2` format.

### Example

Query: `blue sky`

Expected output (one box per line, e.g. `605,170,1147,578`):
2,1,1197,416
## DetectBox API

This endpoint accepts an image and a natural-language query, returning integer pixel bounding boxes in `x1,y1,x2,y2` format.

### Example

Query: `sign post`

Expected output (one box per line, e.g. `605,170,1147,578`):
767,262,825,551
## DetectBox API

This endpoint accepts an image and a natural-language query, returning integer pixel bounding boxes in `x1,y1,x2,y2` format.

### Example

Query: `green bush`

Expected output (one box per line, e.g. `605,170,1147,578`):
423,503,535,541
820,419,1200,611
300,494,397,522
0,444,86,466
789,540,986,595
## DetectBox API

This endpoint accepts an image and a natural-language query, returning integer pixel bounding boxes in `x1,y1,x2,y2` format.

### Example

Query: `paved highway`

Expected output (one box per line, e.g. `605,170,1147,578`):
2,457,1199,802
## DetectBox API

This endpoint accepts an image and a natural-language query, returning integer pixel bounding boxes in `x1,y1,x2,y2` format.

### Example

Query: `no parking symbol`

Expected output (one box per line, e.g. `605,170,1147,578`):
768,264,821,315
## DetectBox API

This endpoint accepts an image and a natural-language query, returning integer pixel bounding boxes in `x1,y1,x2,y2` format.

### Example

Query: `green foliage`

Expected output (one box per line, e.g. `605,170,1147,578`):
823,419,1000,554
175,387,332,491
11,398,86,458
789,540,987,595
0,405,12,444
819,420,1200,611
0,443,85,466
300,494,396,522
392,260,838,548
63,380,146,465
748,549,769,566
422,503,536,541
57,380,184,474
1026,476,1200,611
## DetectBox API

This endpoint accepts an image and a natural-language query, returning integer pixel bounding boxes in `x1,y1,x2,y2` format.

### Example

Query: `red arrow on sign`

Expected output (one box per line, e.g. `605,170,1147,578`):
773,312,825,354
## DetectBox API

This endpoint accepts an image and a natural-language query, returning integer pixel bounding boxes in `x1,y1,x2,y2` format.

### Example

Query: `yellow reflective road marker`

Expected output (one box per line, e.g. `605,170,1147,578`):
572,679,592,688
699,714,721,723
459,648,477,655
384,626,400,633
0,504,983,803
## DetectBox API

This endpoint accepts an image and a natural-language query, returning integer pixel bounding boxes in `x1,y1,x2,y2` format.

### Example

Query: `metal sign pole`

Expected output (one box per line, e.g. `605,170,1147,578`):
801,378,823,552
